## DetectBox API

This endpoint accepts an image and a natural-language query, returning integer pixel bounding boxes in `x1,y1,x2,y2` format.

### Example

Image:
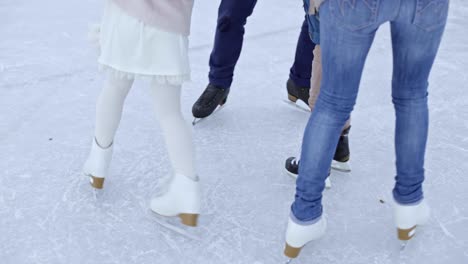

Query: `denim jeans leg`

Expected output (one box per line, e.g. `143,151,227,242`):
390,1,448,204
291,2,378,222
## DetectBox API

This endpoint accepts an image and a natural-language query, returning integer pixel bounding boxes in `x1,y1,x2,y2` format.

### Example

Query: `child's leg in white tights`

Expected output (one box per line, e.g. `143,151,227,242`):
149,81,196,180
84,75,134,187
94,75,134,148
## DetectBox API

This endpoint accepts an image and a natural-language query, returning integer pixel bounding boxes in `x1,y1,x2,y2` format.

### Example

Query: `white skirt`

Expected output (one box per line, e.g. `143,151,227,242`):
98,0,190,84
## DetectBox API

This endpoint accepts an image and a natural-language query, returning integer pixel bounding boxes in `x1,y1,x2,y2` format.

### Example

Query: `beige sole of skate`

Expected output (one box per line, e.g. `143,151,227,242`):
288,94,298,103
397,226,417,241
89,176,105,189
179,214,199,227
284,243,303,258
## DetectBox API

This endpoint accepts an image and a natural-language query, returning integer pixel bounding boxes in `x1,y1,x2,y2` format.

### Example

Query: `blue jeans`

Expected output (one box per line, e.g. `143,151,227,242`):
292,0,448,223
209,0,315,88
303,0,321,44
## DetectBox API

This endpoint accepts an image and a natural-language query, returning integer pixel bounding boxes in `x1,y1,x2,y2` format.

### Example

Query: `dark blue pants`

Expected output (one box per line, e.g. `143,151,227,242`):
208,0,315,89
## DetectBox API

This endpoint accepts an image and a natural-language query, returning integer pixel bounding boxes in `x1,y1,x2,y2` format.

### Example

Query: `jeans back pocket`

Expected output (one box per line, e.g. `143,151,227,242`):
413,0,449,32
329,0,380,31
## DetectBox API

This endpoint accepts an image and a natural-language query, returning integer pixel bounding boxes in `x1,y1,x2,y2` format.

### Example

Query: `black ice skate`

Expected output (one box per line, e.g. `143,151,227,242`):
284,157,331,188
284,126,351,180
285,78,311,112
192,84,230,125
332,126,351,172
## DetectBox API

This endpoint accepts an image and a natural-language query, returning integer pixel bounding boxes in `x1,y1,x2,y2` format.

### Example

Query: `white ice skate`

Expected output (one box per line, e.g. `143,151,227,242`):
150,173,200,227
83,138,113,189
394,200,430,241
284,216,327,258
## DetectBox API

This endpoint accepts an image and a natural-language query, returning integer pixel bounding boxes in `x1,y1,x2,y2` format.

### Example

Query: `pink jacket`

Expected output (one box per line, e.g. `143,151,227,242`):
112,0,194,36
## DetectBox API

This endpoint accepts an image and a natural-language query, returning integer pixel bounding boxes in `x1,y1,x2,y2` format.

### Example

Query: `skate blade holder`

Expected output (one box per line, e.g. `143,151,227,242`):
153,211,199,227
397,225,416,241
284,243,303,259
89,175,105,189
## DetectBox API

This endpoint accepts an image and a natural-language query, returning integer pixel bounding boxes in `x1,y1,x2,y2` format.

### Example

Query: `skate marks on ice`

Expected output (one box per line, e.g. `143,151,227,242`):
144,177,276,262
147,213,201,242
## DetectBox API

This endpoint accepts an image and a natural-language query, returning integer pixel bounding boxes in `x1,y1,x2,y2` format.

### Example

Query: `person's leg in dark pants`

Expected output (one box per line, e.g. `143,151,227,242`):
289,17,315,89
192,0,257,119
286,16,316,106
208,0,258,89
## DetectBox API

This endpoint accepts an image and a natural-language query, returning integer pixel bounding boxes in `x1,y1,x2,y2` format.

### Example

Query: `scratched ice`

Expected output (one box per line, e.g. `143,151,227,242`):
1,0,467,263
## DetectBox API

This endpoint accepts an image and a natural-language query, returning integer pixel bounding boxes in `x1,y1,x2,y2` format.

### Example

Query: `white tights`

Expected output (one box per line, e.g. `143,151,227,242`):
93,75,196,179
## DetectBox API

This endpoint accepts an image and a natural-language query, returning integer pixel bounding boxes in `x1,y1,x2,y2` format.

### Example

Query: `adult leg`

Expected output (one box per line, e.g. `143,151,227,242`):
390,1,448,205
307,45,351,171
208,0,258,89
308,45,350,130
192,0,258,119
289,17,315,88
292,3,378,222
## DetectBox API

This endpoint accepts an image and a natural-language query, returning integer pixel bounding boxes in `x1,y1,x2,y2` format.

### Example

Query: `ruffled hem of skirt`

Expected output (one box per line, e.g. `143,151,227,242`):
98,64,190,85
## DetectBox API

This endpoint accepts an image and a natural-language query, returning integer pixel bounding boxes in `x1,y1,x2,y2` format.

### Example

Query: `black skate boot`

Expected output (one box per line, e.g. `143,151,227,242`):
285,157,300,178
192,84,230,120
332,126,351,172
286,78,310,106
284,157,331,188
284,127,351,178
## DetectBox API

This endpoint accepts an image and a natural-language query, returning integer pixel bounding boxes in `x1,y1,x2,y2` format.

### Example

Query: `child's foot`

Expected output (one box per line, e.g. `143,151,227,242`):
150,174,200,227
83,138,113,189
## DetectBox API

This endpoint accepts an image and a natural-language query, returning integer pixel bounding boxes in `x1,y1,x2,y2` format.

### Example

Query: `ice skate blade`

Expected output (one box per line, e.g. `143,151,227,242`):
179,213,199,227
331,160,351,172
284,243,302,258
192,104,227,126
397,226,416,241
153,211,199,227
89,175,105,189
282,100,311,113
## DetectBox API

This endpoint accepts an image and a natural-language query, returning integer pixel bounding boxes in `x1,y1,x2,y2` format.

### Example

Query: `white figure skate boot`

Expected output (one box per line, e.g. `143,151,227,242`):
150,173,200,227
394,200,430,241
83,138,113,189
284,216,327,258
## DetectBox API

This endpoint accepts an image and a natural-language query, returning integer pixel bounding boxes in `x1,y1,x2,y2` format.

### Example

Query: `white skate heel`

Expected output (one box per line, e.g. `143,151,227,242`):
150,174,200,227
83,138,113,189
284,216,327,258
394,200,430,241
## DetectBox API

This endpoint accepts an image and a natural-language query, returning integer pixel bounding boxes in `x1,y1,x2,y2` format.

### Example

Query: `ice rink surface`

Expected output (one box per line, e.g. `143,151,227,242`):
1,0,467,263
